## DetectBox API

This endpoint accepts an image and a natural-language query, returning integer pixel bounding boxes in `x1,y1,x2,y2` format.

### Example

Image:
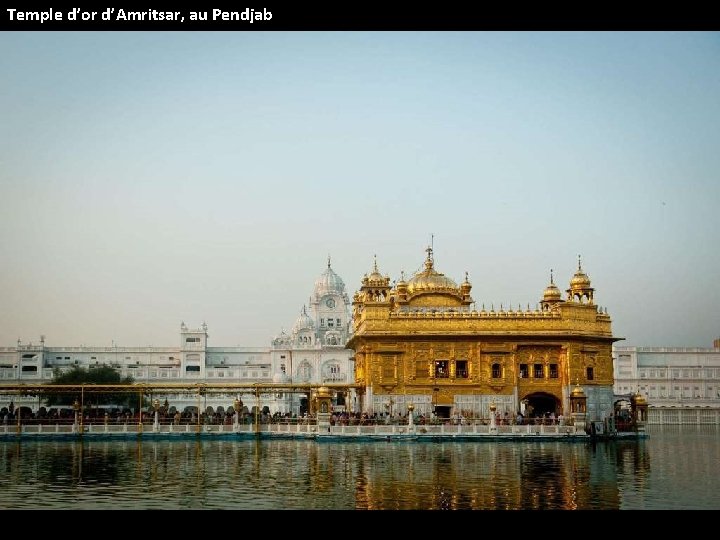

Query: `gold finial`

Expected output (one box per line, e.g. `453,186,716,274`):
373,254,378,273
425,245,434,270
328,255,331,269
578,254,582,272
550,268,554,285
465,271,470,283
400,270,405,281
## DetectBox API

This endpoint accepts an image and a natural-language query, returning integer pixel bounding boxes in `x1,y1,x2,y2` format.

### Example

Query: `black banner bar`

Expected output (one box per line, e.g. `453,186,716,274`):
1,7,717,31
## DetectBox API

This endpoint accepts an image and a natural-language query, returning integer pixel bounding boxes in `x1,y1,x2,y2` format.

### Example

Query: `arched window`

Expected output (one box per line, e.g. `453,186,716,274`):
492,363,502,378
298,361,312,382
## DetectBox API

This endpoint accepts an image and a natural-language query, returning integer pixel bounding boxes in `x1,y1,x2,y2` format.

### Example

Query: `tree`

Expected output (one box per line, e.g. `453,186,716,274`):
41,366,139,409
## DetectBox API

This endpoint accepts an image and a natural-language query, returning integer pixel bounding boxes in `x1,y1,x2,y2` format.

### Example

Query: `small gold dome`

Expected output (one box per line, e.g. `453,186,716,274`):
569,256,591,289
543,270,562,301
570,271,591,288
544,284,562,300
316,386,331,398
571,385,586,397
367,256,384,282
631,391,647,405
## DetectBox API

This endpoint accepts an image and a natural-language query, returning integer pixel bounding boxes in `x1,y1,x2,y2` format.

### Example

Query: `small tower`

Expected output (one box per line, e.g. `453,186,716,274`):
630,390,649,434
567,255,595,304
180,322,208,378
396,271,409,303
540,269,563,311
359,256,391,303
315,386,333,430
460,272,473,304
292,306,315,348
569,382,588,431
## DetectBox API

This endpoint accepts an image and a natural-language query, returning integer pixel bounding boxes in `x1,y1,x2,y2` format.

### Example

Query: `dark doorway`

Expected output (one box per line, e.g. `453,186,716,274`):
435,406,451,419
524,392,559,419
299,397,308,416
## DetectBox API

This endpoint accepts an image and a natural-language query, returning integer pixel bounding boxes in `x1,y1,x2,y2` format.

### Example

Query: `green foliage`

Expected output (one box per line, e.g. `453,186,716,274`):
42,366,139,409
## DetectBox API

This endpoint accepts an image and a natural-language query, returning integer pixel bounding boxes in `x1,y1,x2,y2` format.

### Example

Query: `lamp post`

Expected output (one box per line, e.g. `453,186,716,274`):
234,397,243,432
153,399,160,432
407,402,415,433
384,398,394,424
73,399,80,433
489,401,498,434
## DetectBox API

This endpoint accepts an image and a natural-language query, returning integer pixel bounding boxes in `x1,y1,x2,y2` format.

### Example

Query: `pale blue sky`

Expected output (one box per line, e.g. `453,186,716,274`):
1,32,718,348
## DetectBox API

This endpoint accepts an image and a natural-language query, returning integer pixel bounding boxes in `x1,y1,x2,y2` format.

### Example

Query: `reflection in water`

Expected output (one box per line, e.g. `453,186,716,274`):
0,426,716,509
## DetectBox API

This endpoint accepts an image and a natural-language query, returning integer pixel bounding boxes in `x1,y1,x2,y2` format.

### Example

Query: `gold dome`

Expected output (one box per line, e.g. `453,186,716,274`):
631,391,647,405
571,384,586,398
543,270,562,301
569,256,591,288
570,272,591,288
367,256,384,282
362,255,390,288
406,248,458,295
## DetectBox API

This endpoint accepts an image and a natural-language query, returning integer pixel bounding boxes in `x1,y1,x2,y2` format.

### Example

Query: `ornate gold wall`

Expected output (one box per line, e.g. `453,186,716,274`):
347,250,619,419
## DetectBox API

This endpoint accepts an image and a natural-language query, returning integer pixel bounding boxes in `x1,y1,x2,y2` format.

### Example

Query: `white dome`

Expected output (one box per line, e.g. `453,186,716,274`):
314,260,346,297
292,306,315,333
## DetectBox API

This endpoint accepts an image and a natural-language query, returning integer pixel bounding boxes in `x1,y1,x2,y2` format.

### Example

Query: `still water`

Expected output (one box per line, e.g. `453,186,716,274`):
0,425,718,510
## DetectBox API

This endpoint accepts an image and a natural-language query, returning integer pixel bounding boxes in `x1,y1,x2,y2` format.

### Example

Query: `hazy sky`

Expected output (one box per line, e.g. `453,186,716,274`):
1,32,718,349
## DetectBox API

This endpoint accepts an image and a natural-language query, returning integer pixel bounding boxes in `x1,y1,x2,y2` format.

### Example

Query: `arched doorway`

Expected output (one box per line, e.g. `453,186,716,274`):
522,392,560,420
613,398,632,431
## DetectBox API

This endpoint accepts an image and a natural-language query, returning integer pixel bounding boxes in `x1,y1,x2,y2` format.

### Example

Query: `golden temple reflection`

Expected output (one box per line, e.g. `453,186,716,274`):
0,430,679,509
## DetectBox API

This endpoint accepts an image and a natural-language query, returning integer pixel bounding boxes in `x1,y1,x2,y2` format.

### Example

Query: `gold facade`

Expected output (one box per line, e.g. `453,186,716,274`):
347,250,620,419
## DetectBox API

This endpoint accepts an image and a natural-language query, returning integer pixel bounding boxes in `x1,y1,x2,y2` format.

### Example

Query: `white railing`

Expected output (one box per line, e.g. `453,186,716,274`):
1,421,583,437
648,408,720,425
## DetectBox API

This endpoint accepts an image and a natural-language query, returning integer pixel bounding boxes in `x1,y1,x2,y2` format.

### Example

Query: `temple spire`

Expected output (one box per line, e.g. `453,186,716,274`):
425,245,434,271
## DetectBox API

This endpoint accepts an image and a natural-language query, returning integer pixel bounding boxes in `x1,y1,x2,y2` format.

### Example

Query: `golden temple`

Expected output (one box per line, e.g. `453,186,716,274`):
347,248,619,421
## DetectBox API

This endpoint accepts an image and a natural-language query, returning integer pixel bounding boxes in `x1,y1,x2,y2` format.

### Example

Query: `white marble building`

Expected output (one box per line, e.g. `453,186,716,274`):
613,340,720,424
0,260,355,415
269,258,355,414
